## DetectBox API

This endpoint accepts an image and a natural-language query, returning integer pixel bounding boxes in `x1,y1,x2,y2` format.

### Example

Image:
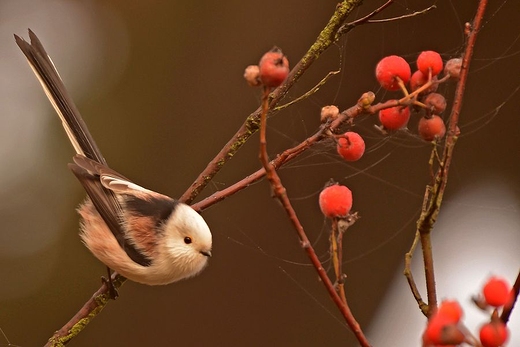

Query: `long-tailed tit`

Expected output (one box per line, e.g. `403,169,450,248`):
14,30,212,286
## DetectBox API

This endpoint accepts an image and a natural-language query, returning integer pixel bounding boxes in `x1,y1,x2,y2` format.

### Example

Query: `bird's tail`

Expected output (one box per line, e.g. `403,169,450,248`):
15,29,106,165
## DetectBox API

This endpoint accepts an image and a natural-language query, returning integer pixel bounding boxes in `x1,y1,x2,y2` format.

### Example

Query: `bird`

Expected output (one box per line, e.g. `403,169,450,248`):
14,29,212,287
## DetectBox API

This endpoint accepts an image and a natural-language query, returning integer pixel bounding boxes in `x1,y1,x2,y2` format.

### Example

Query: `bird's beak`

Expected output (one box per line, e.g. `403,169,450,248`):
201,250,212,257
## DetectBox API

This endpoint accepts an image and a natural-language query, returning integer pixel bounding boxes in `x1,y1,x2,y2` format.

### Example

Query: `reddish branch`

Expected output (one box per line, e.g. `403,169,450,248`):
500,269,520,324
406,0,489,318
258,86,371,346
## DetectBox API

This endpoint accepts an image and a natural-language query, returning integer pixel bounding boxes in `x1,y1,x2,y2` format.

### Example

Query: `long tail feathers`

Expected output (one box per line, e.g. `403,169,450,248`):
14,29,106,165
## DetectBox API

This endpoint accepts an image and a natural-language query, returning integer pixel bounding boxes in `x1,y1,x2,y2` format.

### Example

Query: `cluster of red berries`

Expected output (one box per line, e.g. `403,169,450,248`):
244,47,290,88
422,276,512,347
375,51,462,141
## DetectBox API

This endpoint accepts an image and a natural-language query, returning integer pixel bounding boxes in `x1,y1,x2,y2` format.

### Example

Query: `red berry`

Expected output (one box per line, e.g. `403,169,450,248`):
410,70,438,95
258,47,289,88
424,93,447,114
379,106,410,130
423,315,465,345
375,55,411,91
483,276,511,307
479,321,509,347
437,300,463,323
418,115,446,141
336,132,365,162
417,51,443,77
444,58,462,79
319,184,353,219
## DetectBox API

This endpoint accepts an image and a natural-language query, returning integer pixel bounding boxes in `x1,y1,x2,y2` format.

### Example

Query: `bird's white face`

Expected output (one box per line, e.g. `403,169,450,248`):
160,203,212,280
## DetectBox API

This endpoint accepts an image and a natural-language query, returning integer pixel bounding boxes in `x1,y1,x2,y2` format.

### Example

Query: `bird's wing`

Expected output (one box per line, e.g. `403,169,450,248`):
69,158,153,266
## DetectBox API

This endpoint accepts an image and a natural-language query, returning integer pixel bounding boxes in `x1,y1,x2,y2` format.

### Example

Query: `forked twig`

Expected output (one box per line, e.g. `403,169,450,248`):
258,86,370,346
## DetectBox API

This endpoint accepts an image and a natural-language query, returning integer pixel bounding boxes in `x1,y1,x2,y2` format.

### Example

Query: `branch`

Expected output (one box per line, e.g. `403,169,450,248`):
258,86,370,346
407,0,489,318
403,231,429,316
45,274,126,346
180,0,363,204
500,268,520,324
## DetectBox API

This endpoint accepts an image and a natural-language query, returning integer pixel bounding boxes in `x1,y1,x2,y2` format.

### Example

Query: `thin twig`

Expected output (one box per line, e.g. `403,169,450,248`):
258,86,371,346
337,0,394,36
367,5,436,24
275,70,340,111
331,218,347,305
403,231,428,316
500,268,520,324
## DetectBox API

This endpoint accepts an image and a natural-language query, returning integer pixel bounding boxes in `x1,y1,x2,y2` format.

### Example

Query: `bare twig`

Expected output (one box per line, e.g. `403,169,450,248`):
258,86,370,346
367,5,436,24
337,0,395,36
500,268,520,324
403,231,429,316
275,70,340,111
337,2,435,36
331,218,347,305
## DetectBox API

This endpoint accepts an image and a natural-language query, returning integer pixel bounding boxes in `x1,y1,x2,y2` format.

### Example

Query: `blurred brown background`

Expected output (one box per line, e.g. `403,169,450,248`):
1,1,519,346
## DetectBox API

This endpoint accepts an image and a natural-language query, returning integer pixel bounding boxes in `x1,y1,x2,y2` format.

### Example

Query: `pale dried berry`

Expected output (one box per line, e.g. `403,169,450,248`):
410,70,438,95
258,47,290,88
479,321,509,347
444,58,462,79
320,105,340,123
418,115,446,141
378,106,410,130
424,93,447,114
375,55,411,91
319,184,353,219
417,50,443,77
336,132,365,162
244,65,261,87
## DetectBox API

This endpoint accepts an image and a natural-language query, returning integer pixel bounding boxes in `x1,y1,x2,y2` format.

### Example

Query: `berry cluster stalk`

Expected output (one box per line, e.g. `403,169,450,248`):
404,0,489,318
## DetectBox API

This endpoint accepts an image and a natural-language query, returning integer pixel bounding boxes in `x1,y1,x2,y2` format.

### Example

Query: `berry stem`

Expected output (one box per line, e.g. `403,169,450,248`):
330,218,348,305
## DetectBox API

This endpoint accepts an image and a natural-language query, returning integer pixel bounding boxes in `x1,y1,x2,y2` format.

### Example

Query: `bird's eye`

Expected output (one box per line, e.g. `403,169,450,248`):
184,237,192,244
